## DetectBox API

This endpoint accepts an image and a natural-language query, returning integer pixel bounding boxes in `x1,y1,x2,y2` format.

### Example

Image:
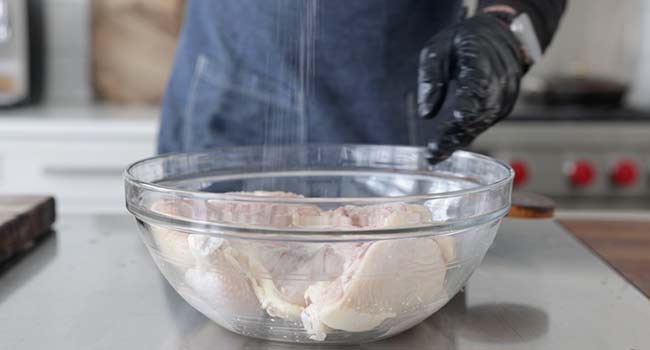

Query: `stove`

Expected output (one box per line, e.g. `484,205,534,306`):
0,214,648,349
473,113,650,209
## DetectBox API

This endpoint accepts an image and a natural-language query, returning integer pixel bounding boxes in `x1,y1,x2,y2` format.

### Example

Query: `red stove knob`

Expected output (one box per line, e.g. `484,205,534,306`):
610,160,638,187
567,160,595,187
509,160,529,187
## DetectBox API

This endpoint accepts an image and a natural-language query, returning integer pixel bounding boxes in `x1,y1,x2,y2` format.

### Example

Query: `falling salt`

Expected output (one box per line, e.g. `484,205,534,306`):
261,0,320,178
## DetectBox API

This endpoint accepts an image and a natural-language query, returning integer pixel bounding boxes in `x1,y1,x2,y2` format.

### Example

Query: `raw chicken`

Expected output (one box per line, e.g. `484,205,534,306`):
149,200,196,266
302,238,447,340
207,191,329,228
329,203,434,228
183,235,262,319
150,192,454,341
226,241,352,321
435,235,456,263
327,202,456,262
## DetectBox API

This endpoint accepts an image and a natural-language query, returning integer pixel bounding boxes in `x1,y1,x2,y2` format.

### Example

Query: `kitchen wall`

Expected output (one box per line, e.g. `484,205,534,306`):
530,0,641,84
42,0,91,104
465,0,642,84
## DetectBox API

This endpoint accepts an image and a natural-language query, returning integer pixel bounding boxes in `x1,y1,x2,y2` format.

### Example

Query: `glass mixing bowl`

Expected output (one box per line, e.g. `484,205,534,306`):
124,145,513,344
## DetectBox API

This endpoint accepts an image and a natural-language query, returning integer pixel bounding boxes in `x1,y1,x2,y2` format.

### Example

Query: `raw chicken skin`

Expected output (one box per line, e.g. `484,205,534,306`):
207,193,328,228
226,241,351,321
184,235,262,318
302,238,447,339
148,201,264,321
330,203,433,228
150,192,454,341
435,235,456,263
185,231,351,322
149,200,197,266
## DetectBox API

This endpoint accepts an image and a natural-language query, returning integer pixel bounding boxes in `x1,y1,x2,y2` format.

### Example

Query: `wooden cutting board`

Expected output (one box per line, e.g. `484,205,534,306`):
0,196,56,264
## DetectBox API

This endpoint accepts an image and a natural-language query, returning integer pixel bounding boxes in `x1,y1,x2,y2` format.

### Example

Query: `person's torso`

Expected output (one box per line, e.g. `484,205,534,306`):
160,0,462,152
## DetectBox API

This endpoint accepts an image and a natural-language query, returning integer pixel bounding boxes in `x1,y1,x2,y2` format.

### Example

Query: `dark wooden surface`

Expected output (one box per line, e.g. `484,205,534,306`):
509,192,556,219
0,196,56,264
559,219,650,298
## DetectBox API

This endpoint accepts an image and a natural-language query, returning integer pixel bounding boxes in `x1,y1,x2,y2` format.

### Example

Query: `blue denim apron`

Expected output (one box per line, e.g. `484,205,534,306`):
158,0,462,153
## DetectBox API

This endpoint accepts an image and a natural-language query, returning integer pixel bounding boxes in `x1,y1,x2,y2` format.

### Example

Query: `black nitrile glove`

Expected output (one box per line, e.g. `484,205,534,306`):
418,12,527,163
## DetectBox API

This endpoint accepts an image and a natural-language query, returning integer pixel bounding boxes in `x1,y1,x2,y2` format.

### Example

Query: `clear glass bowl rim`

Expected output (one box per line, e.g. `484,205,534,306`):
125,144,513,203
124,144,514,238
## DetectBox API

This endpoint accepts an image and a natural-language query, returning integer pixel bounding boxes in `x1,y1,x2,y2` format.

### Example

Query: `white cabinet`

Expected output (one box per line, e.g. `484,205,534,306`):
0,105,158,213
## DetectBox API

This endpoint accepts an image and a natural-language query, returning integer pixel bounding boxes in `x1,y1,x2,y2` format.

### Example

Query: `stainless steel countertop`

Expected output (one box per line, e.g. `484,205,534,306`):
1,215,648,349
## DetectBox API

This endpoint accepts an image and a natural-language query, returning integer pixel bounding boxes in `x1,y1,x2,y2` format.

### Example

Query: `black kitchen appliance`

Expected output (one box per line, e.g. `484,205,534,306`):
0,0,43,107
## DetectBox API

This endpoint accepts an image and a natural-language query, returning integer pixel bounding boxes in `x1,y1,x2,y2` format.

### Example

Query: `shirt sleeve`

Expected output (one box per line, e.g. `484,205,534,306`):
477,0,568,51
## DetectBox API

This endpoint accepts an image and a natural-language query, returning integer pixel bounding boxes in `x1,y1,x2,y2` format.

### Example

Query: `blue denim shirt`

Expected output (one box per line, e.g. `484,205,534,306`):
158,0,462,153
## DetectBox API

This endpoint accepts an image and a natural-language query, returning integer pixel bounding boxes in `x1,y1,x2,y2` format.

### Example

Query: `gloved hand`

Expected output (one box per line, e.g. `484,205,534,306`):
418,12,527,163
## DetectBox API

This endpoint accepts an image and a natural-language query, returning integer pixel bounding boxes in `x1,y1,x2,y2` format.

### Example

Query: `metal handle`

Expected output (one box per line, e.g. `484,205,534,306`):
0,0,11,43
42,166,124,177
